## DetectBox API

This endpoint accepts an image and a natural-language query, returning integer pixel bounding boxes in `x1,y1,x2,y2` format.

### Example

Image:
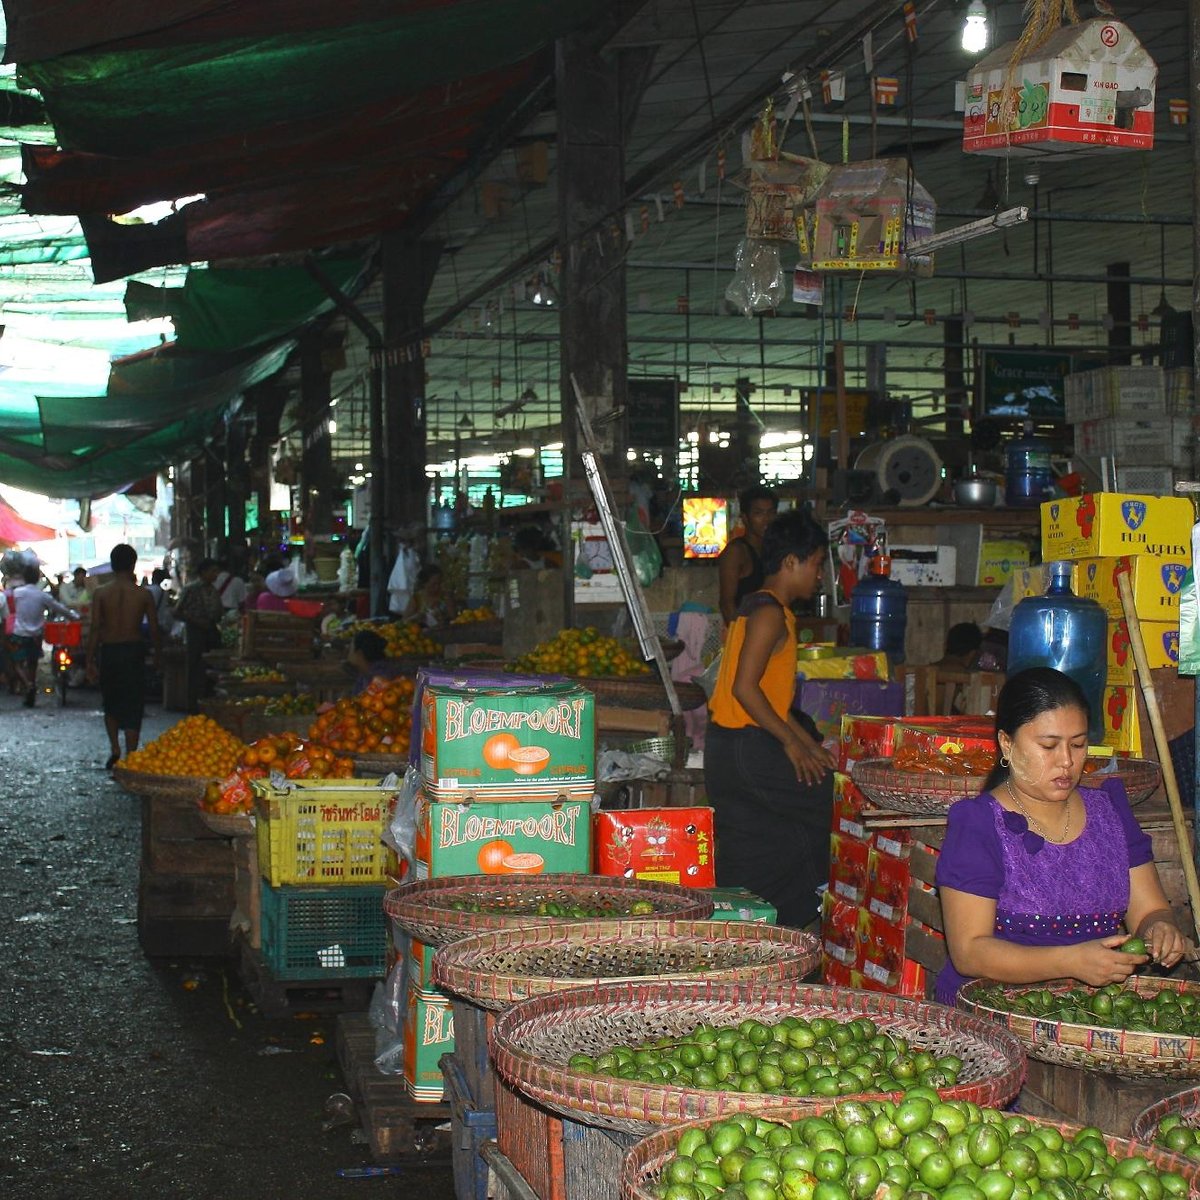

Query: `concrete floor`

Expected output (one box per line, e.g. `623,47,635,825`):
1,679,457,1200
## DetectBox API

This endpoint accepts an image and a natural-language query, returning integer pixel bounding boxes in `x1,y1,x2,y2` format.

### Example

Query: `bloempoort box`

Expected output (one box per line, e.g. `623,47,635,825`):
420,682,595,802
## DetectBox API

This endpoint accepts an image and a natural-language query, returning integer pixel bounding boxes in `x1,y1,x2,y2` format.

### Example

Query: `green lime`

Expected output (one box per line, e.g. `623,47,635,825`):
919,1153,956,1190
904,1132,943,1168
743,1180,779,1200
1106,1179,1142,1200
1120,937,1148,955
812,1183,850,1200
979,1170,1017,1200
781,1171,818,1200
1135,1175,1164,1200
781,1147,817,1173
894,1097,934,1135
813,1150,847,1182
969,1125,1005,1168
846,1157,883,1200
844,1125,879,1157
664,1185,700,1200
1000,1146,1039,1181
742,1157,783,1186
710,1124,746,1158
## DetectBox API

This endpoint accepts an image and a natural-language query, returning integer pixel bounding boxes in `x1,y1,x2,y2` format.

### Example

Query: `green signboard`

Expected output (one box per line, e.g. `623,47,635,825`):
980,349,1074,420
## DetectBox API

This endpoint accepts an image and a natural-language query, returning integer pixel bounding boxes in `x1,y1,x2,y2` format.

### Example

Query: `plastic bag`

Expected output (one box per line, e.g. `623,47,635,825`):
598,748,671,783
1178,523,1200,675
626,507,662,587
696,650,723,698
370,958,408,1075
382,765,422,872
724,239,785,317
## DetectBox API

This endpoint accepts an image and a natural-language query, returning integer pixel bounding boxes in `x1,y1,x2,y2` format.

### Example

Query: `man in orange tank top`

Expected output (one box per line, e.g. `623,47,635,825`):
705,509,833,928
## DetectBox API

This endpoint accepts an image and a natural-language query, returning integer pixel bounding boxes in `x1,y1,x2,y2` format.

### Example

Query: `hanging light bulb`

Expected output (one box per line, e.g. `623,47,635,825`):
961,0,989,53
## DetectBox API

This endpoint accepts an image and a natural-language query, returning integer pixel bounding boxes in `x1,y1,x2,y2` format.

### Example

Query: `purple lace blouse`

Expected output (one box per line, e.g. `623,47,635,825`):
933,778,1153,1005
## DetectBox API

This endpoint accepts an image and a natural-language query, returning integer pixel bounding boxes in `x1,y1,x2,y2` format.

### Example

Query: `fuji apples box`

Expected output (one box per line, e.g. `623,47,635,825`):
420,681,595,802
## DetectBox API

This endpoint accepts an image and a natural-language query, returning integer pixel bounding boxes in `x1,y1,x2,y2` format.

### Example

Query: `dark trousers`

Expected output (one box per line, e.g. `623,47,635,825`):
185,625,212,714
703,722,833,929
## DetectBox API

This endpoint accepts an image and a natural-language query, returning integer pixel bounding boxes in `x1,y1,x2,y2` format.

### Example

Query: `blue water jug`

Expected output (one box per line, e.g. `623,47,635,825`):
1005,433,1054,508
1007,561,1107,742
850,556,908,662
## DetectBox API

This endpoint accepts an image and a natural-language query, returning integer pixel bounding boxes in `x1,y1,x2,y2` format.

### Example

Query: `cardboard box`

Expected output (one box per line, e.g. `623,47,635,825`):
977,539,1031,587
857,908,906,989
1074,417,1193,469
408,936,437,992
832,772,870,842
410,667,559,767
839,715,898,773
1071,555,1187,620
703,886,778,924
1011,564,1052,603
1041,494,1192,561
1107,617,1179,685
888,544,957,587
1066,366,1166,422
414,794,592,879
1101,685,1142,754
420,682,596,802
593,807,715,887
795,679,905,742
795,646,890,681
830,832,870,904
403,984,455,1101
892,720,996,760
820,891,861,967
821,953,857,989
867,848,911,924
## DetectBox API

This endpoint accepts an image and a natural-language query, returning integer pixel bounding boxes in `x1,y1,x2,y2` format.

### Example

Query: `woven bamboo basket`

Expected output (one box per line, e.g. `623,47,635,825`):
619,1107,1200,1200
852,757,1162,817
112,766,215,802
432,920,820,1010
489,980,1027,1135
384,874,715,948
1132,1083,1200,1144
567,675,707,711
958,976,1200,1080
196,808,255,838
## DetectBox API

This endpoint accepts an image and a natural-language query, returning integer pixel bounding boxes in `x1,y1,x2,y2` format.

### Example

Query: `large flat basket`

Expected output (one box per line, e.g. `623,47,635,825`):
852,757,1162,817
489,980,1026,1136
1132,1082,1200,1144
432,919,819,1010
619,1106,1200,1200
112,766,214,802
958,976,1200,1081
383,873,714,948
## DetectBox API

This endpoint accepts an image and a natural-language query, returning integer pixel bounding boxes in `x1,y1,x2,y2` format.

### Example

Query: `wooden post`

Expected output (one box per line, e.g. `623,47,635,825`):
1105,261,1132,367
299,328,335,537
834,340,849,471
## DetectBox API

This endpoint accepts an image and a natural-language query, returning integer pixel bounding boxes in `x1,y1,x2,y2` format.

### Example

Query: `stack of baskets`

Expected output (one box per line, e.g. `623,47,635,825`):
244,776,397,994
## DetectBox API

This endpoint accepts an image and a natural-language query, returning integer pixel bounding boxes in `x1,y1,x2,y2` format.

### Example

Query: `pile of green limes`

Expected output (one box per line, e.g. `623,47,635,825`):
447,898,658,918
1154,1115,1200,1161
974,982,1200,1035
651,1097,1191,1200
566,1016,964,1096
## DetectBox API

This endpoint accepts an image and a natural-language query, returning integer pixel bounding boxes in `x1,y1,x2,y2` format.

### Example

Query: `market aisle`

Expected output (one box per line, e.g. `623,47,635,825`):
1,688,455,1200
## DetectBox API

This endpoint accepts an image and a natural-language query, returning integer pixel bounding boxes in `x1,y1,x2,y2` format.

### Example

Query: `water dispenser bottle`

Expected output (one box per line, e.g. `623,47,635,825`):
1005,429,1054,508
849,555,908,662
1007,561,1108,742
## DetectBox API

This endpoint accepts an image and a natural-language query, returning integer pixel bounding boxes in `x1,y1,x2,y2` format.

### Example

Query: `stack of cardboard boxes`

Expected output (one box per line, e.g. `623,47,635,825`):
821,714,993,997
398,677,597,1102
1017,493,1191,755
1065,366,1196,496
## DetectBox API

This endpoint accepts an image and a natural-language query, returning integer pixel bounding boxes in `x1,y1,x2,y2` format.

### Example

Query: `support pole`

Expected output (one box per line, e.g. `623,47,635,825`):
299,329,335,538
1105,261,1132,367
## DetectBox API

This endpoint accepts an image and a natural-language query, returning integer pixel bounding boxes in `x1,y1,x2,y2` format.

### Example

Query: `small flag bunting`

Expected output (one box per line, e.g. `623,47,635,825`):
874,76,899,106
1007,311,1021,329
1169,99,1189,125
923,309,936,326
672,179,686,208
902,1,918,41
676,294,690,315
820,69,846,105
1068,312,1080,331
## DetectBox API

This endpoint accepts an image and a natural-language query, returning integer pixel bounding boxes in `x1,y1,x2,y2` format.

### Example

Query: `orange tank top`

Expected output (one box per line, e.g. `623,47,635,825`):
709,590,796,729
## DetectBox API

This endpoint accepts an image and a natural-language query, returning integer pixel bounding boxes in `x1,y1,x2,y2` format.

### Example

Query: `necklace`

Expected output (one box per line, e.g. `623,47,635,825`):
1006,780,1072,843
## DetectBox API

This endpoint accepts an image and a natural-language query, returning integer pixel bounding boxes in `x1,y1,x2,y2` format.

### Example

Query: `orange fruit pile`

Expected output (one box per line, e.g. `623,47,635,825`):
510,627,650,678
307,676,415,756
346,620,439,659
451,606,495,625
123,715,245,777
200,736,355,814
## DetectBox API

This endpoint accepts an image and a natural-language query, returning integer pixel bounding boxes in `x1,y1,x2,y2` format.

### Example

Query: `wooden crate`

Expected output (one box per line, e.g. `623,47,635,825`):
335,1012,452,1162
137,864,235,958
240,611,317,661
141,791,235,876
1018,1057,1171,1136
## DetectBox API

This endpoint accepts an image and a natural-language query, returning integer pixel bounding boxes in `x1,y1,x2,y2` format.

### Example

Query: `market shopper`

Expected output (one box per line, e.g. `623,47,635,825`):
346,629,407,692
717,485,778,626
704,509,833,928
11,564,78,707
256,562,298,612
935,667,1186,1004
86,544,161,769
174,558,223,714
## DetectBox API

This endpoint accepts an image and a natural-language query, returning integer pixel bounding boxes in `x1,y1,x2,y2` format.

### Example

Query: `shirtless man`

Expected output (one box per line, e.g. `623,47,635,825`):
86,544,161,769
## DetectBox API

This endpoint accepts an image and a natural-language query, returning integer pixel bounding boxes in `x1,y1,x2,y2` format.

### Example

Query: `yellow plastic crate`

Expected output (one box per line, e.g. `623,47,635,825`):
252,778,394,886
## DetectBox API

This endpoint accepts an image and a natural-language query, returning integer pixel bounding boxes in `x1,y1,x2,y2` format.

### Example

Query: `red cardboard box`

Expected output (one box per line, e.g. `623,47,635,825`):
839,715,898,773
821,953,856,988
892,719,996,758
820,891,861,967
867,848,911,924
872,826,912,858
829,833,870,904
593,807,715,887
832,772,870,842
857,908,906,990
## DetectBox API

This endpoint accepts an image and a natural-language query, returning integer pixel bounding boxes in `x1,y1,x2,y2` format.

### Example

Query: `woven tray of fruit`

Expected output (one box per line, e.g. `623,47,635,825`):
958,976,1200,1079
1133,1083,1200,1159
112,715,246,800
852,756,1161,818
432,919,819,1011
384,873,715,948
490,980,1026,1136
432,608,503,644
619,1098,1200,1200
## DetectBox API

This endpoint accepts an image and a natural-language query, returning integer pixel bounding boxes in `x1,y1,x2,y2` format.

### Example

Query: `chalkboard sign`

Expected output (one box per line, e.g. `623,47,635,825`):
626,377,679,451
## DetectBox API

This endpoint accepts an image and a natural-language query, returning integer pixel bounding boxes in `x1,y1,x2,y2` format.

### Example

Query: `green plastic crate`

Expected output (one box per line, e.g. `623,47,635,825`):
259,882,387,980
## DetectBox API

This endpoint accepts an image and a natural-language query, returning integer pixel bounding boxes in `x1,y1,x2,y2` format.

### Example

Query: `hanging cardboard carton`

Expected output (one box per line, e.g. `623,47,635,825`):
963,19,1156,156
809,159,936,276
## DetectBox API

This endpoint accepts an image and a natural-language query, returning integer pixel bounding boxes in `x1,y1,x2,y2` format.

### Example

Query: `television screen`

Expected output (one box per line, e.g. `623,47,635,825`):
683,497,729,559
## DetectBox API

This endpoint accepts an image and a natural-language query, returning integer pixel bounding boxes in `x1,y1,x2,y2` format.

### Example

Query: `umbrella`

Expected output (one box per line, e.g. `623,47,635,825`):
0,495,56,545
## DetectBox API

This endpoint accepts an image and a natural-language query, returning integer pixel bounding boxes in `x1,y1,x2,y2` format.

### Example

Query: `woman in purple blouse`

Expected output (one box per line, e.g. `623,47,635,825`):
935,667,1186,1006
